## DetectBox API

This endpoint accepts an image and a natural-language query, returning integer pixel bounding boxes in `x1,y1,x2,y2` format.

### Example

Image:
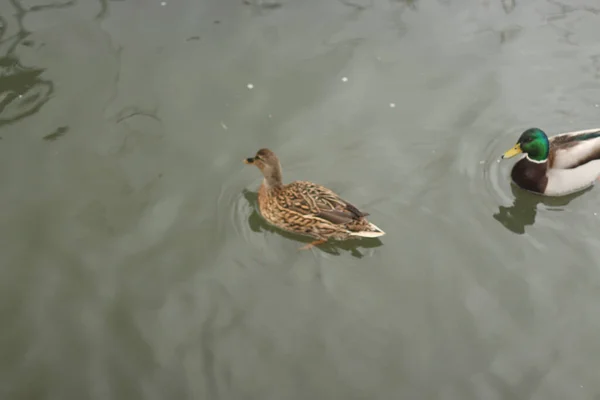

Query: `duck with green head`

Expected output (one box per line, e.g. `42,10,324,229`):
501,127,600,196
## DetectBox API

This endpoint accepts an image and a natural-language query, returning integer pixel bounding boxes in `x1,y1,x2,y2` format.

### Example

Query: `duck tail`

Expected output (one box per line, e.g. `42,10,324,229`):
348,222,386,238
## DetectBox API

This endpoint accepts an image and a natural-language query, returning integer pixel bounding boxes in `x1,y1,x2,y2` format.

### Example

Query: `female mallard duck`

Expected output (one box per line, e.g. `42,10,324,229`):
243,148,385,250
501,127,600,196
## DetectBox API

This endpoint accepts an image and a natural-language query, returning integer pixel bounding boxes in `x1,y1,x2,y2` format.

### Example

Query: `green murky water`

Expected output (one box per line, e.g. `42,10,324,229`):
1,0,600,399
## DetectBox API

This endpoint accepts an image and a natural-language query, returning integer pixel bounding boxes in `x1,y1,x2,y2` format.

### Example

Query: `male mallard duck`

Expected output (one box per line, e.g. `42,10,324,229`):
243,148,385,250
501,127,600,196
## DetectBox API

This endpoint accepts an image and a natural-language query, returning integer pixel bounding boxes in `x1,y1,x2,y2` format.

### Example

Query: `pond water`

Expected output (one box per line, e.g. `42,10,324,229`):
1,0,600,399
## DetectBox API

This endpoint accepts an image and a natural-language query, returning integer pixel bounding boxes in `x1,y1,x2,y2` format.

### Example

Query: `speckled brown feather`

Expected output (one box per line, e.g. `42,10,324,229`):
245,148,383,243
258,180,378,241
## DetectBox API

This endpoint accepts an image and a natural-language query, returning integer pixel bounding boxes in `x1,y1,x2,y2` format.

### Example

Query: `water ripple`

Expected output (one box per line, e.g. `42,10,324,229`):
458,125,597,236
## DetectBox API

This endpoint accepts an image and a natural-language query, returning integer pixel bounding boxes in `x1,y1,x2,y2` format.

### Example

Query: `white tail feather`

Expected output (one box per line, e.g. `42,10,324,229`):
348,222,386,238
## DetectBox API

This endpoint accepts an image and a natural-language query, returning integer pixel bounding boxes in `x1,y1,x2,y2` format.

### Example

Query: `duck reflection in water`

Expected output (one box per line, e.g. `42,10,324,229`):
493,183,590,234
242,189,383,258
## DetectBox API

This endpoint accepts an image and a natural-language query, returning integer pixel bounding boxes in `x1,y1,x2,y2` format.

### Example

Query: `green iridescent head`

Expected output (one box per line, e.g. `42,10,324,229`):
502,128,550,162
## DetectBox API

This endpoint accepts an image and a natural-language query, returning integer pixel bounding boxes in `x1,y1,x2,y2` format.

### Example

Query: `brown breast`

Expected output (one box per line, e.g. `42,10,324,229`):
511,158,548,193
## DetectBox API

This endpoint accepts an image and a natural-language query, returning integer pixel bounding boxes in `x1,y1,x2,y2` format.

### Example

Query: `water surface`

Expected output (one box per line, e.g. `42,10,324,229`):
1,0,600,399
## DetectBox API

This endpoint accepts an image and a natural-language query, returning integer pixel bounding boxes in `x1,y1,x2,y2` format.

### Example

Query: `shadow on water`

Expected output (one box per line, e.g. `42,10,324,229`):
0,0,104,129
493,183,590,234
242,189,384,258
0,1,68,128
0,55,53,128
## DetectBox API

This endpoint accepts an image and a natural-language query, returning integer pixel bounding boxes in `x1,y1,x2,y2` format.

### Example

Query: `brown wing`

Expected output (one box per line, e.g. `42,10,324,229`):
277,181,369,225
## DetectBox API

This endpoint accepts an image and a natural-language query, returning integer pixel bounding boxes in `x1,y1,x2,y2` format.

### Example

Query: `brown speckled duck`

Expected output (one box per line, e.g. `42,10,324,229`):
244,148,385,250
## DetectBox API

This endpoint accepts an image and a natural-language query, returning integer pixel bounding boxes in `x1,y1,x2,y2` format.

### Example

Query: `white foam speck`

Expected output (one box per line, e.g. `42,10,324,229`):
389,103,396,108
341,77,348,82
160,1,166,5
247,83,254,89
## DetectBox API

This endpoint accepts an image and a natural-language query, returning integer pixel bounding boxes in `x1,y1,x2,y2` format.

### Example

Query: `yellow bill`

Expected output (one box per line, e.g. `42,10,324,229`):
502,143,522,159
